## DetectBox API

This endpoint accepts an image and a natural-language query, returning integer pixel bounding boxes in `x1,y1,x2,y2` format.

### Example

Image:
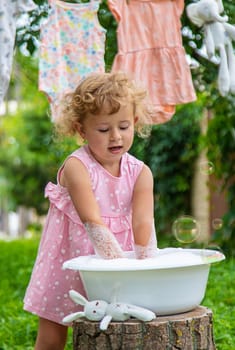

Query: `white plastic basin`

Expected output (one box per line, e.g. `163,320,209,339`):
63,248,225,315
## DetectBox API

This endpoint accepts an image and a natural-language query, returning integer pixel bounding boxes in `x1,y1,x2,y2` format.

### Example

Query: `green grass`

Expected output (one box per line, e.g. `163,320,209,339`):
0,238,73,350
0,239,234,349
203,257,235,349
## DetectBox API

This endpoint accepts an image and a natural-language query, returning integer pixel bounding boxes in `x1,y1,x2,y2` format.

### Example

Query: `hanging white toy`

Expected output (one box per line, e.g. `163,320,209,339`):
186,0,235,96
62,290,156,331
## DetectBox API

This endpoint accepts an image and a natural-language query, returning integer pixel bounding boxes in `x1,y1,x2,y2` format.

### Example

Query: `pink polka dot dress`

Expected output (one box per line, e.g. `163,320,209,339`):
23,145,144,324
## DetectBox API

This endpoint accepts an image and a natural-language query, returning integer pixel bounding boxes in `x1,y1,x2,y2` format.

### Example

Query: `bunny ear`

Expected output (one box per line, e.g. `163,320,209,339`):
99,315,113,331
224,23,235,41
69,290,88,306
186,4,205,27
62,311,85,323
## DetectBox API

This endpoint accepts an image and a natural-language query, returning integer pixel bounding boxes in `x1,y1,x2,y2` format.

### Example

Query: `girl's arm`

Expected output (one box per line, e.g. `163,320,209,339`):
132,164,158,258
61,157,103,224
61,157,124,259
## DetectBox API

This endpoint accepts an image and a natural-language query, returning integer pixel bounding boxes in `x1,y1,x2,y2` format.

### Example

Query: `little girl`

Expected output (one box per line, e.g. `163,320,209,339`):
23,72,158,350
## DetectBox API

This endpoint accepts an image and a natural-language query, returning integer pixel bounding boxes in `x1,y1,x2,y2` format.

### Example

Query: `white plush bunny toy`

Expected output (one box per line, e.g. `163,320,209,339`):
186,0,235,96
62,290,156,331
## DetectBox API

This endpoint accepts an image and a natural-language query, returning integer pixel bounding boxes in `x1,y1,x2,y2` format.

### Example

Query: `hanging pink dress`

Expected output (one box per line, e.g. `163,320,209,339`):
23,145,149,325
108,0,196,124
39,0,106,120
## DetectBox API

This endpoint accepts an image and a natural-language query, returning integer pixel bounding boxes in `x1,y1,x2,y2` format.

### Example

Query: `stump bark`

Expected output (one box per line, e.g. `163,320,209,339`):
73,306,216,350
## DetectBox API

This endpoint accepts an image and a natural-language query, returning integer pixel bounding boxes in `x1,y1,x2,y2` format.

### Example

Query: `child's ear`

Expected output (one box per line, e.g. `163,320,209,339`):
74,122,86,139
134,116,139,124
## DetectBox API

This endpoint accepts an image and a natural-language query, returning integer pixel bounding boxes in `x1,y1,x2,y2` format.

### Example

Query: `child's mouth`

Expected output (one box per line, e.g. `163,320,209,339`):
108,146,123,153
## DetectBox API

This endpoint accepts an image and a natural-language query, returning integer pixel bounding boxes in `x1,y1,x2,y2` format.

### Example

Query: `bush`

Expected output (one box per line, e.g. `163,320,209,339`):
131,102,202,235
205,97,235,256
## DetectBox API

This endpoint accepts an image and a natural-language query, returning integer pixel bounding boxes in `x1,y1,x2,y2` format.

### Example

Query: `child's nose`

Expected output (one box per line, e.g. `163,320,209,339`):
110,129,121,140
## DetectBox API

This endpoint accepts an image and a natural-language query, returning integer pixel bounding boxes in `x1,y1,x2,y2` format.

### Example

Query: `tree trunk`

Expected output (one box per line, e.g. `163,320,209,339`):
73,306,216,350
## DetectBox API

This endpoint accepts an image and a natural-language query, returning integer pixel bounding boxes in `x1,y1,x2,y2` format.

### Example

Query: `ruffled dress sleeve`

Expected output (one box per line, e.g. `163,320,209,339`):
45,182,82,225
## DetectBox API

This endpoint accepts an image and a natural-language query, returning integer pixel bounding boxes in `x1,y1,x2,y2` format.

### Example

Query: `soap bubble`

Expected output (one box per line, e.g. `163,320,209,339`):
205,243,223,253
202,243,224,261
199,161,215,175
201,243,224,264
172,216,201,243
212,218,223,230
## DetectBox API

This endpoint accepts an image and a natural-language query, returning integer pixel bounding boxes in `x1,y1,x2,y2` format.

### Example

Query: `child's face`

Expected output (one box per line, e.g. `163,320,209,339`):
78,103,136,167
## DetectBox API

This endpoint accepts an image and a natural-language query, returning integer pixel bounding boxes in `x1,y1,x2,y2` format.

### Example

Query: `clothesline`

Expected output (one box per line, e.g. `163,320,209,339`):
1,0,196,125
41,0,196,124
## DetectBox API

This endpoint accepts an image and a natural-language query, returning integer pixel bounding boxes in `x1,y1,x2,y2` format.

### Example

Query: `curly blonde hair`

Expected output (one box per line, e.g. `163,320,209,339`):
54,72,152,142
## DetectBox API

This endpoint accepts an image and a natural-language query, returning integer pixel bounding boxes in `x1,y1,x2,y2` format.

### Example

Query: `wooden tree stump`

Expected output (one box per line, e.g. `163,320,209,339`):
72,306,216,350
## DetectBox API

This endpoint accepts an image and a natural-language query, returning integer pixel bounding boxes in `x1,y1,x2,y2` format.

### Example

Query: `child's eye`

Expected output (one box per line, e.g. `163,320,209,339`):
119,123,130,130
98,129,109,133
120,126,129,130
